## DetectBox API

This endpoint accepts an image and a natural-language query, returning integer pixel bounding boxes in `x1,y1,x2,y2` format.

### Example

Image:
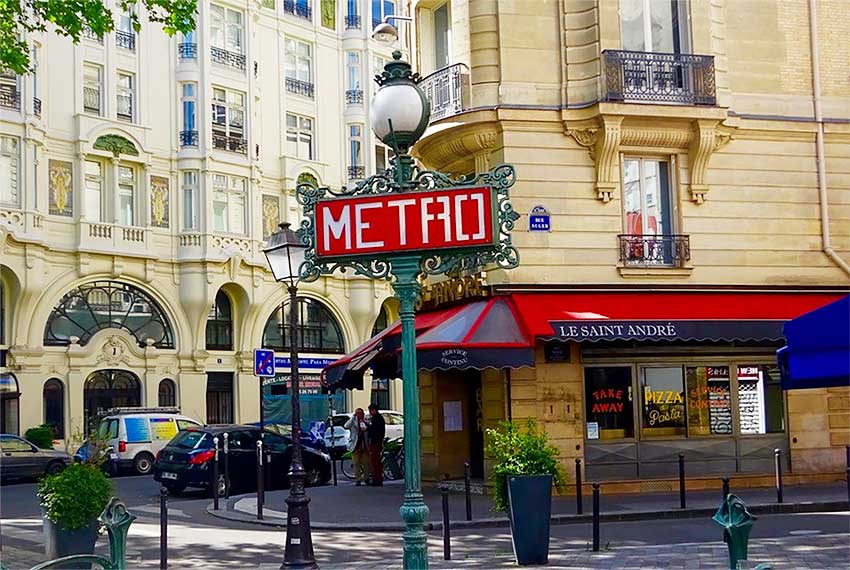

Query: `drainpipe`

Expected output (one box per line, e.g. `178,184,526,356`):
808,0,850,276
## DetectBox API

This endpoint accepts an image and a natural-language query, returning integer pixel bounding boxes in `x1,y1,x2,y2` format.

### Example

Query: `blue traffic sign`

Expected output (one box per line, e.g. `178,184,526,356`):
254,349,276,377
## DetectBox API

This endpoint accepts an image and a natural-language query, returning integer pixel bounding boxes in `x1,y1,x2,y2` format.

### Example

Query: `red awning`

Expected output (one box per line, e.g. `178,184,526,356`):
512,291,846,342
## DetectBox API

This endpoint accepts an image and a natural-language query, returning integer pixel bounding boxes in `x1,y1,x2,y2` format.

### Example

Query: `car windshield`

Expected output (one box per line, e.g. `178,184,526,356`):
332,416,350,427
169,430,210,450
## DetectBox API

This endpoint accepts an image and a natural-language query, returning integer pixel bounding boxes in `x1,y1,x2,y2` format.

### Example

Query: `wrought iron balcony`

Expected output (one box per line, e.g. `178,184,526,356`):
0,89,20,110
178,42,197,59
345,14,361,29
602,50,716,106
212,132,247,154
286,77,315,98
211,46,246,71
283,0,312,21
420,63,470,123
115,30,136,51
33,97,41,117
348,165,365,180
345,89,363,104
618,234,690,268
179,130,198,147
82,26,103,43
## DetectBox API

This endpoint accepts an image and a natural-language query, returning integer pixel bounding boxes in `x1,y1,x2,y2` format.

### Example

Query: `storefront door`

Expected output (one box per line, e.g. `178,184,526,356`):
84,369,141,430
436,371,473,480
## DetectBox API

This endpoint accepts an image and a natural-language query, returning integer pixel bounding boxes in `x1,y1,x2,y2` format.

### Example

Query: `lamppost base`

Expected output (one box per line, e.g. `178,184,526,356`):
400,497,430,569
281,483,318,570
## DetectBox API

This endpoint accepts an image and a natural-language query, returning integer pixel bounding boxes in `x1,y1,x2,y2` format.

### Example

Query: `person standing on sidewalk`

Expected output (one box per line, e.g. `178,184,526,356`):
366,403,386,486
344,408,369,486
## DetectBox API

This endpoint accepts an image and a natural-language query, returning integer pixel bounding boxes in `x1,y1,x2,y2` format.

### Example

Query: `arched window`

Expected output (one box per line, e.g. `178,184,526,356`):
371,304,391,337
43,379,65,438
84,370,140,428
1,373,20,435
44,281,175,348
263,298,345,354
158,378,176,407
206,291,233,350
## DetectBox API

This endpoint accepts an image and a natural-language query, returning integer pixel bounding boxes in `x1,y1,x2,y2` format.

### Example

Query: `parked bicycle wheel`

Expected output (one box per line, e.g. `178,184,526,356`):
340,455,355,480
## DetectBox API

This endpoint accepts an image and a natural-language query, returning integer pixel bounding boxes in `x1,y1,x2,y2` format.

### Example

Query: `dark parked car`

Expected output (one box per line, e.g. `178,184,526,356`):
153,425,332,496
0,434,72,483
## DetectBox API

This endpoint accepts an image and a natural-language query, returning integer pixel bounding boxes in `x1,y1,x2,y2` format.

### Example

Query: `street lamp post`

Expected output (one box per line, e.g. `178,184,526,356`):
263,222,316,570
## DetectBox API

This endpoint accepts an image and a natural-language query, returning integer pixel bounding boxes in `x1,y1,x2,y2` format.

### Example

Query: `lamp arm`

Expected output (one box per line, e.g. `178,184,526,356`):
383,15,413,23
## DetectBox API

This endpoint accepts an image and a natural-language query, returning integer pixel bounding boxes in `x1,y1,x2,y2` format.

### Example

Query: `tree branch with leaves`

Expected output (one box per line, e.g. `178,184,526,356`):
0,0,198,74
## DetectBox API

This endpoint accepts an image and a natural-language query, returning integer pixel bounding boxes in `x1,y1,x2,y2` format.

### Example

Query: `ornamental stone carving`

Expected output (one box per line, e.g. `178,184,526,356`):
150,176,170,228
49,160,74,217
97,336,131,366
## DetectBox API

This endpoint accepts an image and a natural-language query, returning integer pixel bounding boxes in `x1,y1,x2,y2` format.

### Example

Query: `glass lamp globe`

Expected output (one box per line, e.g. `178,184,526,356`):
263,223,307,286
370,52,431,153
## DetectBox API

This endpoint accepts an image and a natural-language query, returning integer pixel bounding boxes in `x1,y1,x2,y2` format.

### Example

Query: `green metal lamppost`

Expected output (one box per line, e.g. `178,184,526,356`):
293,51,520,569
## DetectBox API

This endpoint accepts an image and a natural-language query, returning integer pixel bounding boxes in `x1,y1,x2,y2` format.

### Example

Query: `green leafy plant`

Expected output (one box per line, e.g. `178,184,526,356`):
25,424,55,449
485,419,566,512
38,463,111,531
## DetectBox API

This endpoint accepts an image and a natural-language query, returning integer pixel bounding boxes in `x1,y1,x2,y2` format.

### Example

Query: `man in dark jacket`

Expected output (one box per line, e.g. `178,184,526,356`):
366,403,386,486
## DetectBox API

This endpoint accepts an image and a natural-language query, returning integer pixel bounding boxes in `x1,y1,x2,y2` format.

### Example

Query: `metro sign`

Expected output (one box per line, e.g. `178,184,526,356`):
314,186,497,259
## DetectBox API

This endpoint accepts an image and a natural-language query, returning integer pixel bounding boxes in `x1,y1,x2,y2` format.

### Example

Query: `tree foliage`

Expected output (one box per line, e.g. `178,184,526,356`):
25,424,56,449
0,0,198,74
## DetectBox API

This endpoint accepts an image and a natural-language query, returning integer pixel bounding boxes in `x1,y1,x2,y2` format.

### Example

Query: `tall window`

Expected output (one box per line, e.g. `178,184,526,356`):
263,298,345,354
206,291,233,350
584,367,635,440
181,171,198,229
210,4,244,54
737,364,785,434
212,87,246,152
0,68,17,110
285,39,313,85
372,0,395,28
206,373,233,424
84,160,104,222
346,51,361,91
348,124,362,168
158,379,176,407
212,174,246,234
117,166,136,226
0,136,19,208
117,72,135,121
640,366,686,438
116,10,136,50
286,113,314,160
372,378,390,410
374,144,394,174
181,83,197,145
43,379,64,439
433,3,450,69
619,0,689,53
83,63,102,115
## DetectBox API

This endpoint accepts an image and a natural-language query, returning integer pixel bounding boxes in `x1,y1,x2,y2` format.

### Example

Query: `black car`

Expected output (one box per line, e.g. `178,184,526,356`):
153,425,332,496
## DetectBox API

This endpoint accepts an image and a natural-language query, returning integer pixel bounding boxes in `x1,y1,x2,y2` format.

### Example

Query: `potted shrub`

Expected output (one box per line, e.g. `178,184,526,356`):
486,420,565,566
38,463,111,559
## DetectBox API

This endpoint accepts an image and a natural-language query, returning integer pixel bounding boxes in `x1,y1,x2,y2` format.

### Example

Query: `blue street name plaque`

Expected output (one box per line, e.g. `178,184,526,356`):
529,205,551,232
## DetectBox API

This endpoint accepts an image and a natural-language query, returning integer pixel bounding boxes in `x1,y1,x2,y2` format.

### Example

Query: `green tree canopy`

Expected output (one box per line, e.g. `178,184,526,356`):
1,0,198,74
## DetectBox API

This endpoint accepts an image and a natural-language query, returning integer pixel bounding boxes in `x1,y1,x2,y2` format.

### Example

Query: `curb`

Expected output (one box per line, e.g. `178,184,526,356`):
206,499,849,532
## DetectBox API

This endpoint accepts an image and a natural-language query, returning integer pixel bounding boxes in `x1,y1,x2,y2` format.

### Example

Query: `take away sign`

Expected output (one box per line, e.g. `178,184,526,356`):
314,186,497,259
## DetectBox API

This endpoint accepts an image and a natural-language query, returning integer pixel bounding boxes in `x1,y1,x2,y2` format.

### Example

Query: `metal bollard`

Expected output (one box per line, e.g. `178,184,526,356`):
464,462,472,521
774,448,784,504
722,477,730,502
212,436,219,511
592,483,600,552
222,433,230,500
256,439,264,520
845,446,850,506
159,487,168,570
332,456,338,487
678,454,686,509
441,488,451,561
575,458,583,515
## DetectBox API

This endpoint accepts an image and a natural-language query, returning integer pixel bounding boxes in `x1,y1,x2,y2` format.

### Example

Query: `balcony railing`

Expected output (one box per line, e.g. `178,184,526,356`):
286,77,315,98
211,46,246,71
115,30,136,51
283,0,312,21
82,26,103,43
345,89,363,104
602,50,716,106
618,234,690,268
178,42,197,59
212,132,247,154
180,130,199,147
345,15,361,29
0,89,20,110
33,97,41,117
420,63,470,123
348,165,365,180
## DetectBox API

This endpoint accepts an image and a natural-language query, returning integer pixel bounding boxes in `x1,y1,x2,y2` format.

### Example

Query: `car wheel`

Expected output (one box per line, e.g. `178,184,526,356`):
45,461,65,476
133,452,155,475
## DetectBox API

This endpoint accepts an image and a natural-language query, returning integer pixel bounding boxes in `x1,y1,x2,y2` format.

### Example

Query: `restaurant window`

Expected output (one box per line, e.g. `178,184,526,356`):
640,366,686,437
0,136,20,208
737,364,785,434
685,366,732,436
584,367,634,440
43,379,64,439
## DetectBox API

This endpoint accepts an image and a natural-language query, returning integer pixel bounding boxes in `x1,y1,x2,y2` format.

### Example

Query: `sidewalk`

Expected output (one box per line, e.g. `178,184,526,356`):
209,479,849,530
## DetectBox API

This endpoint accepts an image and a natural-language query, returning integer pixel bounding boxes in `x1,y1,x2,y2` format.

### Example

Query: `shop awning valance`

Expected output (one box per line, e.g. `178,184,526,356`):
777,295,850,390
323,297,535,391
511,291,846,343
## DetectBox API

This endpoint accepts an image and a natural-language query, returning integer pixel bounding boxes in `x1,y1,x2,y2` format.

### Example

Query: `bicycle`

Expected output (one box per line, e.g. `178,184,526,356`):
340,437,405,481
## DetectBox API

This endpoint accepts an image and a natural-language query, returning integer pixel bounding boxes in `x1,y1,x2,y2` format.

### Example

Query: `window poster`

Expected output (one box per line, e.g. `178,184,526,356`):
737,365,766,434
124,417,151,443
686,366,732,436
584,367,634,439
443,401,463,432
641,367,686,437
150,417,177,440
586,422,600,440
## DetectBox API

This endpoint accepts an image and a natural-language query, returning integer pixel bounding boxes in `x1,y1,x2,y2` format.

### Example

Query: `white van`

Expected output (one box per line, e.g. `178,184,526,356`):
97,407,202,475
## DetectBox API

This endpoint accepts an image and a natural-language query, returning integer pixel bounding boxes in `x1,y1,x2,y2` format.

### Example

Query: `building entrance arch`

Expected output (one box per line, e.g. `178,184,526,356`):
84,369,141,429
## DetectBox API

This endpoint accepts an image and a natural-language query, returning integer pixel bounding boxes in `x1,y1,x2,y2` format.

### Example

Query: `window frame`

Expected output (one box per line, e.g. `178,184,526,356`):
83,62,103,116
43,379,65,439
181,82,197,135
181,170,199,230
286,113,315,161
206,290,234,351
0,135,20,208
211,173,247,235
262,297,346,354
348,124,363,168
285,38,314,84
84,159,105,223
211,86,246,144
346,51,361,91
618,0,691,54
116,71,135,123
117,164,136,226
158,378,177,407
210,3,244,55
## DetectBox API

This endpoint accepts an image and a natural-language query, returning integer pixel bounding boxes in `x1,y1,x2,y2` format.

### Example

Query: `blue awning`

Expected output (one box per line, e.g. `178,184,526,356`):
778,295,850,390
